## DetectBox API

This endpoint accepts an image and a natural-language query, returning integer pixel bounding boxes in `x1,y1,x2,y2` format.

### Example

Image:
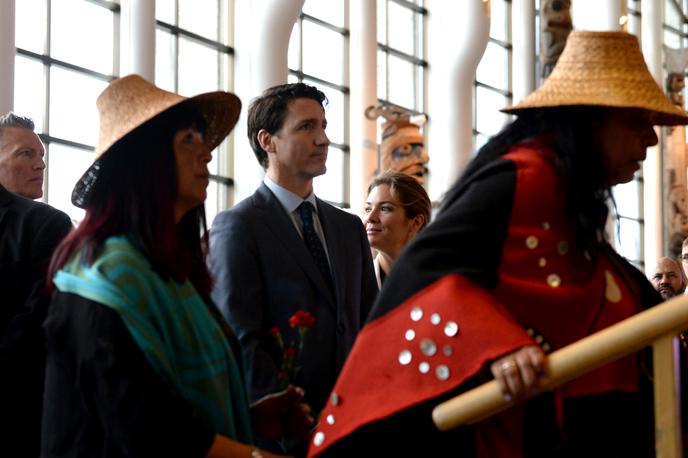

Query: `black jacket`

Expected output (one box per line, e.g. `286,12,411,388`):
0,185,72,457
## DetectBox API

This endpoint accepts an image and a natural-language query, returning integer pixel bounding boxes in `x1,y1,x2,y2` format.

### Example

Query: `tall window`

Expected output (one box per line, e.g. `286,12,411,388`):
375,0,427,188
663,0,688,48
376,0,427,114
474,0,513,151
288,0,349,207
155,0,233,224
14,0,118,221
608,0,646,269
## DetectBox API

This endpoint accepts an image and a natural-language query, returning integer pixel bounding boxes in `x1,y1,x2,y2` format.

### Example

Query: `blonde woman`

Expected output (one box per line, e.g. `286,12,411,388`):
363,171,431,287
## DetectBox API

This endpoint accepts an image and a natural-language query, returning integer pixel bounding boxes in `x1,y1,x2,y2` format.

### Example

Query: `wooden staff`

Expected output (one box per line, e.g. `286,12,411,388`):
433,294,688,432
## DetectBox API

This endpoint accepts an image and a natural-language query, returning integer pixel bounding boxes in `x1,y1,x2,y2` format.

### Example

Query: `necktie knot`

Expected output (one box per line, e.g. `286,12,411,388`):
298,201,314,224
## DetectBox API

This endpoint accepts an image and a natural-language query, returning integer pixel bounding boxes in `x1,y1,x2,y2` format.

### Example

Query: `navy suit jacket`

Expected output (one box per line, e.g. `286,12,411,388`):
209,183,377,414
0,184,72,456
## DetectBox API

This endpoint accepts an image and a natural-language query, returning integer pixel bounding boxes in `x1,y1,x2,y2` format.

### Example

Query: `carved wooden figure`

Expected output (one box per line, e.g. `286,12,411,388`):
540,0,572,80
365,104,429,184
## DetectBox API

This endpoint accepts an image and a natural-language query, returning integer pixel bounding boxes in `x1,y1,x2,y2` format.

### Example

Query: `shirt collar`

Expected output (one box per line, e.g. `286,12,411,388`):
264,176,318,215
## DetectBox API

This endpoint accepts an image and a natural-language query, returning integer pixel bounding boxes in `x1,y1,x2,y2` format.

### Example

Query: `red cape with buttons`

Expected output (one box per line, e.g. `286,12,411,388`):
308,140,658,457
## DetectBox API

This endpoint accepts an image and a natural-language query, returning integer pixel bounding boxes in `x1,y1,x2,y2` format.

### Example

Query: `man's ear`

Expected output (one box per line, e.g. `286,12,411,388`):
257,129,274,153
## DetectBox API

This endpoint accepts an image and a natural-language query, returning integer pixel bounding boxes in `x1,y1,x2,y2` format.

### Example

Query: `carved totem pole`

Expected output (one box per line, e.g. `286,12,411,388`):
664,47,688,255
540,0,572,81
365,104,429,184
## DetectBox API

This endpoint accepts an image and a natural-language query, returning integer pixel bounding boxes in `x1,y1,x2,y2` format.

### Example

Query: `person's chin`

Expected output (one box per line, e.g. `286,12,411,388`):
609,170,636,186
660,291,675,301
188,193,206,209
309,165,327,178
27,188,43,199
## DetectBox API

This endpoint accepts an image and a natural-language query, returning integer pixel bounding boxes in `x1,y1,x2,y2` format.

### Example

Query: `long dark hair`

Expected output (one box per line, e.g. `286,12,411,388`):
443,106,612,256
49,103,212,295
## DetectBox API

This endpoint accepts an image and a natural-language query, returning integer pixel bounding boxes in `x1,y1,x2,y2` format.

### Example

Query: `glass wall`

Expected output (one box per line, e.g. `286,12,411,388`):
156,0,233,225
376,0,426,114
12,0,660,266
474,0,513,151
14,0,118,221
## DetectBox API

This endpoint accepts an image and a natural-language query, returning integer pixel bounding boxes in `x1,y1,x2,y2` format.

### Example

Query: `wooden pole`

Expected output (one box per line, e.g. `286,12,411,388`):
653,335,682,458
432,294,688,433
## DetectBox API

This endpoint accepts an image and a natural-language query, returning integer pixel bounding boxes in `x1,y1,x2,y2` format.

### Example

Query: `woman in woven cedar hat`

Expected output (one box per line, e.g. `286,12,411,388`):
42,75,311,458
308,31,688,457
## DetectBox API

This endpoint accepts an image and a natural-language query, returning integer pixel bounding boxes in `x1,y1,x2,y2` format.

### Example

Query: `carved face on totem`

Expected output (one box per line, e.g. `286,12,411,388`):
380,122,429,184
668,73,686,93
541,0,572,30
666,73,686,107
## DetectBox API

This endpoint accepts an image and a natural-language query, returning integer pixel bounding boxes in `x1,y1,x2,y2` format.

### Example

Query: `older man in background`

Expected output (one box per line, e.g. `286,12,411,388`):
0,112,46,199
680,239,688,292
650,256,686,300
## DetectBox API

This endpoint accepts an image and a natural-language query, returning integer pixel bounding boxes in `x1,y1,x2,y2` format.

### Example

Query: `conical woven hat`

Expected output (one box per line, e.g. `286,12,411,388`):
503,31,688,126
72,74,241,208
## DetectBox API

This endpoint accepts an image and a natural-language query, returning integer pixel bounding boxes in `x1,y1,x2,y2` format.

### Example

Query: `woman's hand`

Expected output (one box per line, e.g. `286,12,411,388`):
250,385,313,440
490,345,547,402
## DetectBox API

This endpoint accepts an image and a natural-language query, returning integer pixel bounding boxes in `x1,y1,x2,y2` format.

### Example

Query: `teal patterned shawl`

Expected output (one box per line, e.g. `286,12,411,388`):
53,235,253,443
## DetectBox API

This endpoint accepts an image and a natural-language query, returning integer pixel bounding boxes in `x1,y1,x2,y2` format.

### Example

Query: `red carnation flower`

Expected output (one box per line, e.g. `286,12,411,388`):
289,310,316,329
273,311,317,390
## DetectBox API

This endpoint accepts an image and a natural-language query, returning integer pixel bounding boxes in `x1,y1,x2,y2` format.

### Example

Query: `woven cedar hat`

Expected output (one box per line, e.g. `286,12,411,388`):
72,74,241,208
502,31,688,125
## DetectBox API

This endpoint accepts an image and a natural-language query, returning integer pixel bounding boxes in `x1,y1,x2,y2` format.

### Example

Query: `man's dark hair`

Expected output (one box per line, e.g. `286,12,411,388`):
247,82,328,169
0,112,35,138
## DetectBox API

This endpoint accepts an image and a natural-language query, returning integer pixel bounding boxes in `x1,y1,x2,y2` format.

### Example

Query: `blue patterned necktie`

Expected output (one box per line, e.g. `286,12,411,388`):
298,201,334,291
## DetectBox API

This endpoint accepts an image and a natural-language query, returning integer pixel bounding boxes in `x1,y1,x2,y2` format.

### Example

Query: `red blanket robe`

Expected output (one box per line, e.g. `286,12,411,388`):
308,139,659,457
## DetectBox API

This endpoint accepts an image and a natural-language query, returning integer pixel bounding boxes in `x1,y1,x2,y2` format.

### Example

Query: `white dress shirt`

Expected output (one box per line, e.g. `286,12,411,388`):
263,176,332,267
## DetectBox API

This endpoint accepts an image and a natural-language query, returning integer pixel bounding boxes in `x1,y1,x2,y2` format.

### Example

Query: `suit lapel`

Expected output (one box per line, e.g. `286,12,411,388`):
254,185,337,309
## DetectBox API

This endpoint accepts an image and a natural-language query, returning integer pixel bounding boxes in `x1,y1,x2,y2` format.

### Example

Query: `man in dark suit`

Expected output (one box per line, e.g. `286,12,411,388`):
209,83,377,436
0,185,72,455
0,112,72,456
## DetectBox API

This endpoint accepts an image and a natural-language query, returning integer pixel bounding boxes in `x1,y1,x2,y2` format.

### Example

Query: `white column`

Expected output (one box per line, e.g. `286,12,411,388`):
232,0,304,203
426,0,489,202
641,0,664,274
349,0,378,215
512,0,535,104
572,0,624,31
0,0,16,114
120,0,156,81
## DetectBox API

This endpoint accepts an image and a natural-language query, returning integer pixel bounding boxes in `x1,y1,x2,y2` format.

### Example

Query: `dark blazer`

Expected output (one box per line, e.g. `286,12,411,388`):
0,184,72,456
209,183,377,414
